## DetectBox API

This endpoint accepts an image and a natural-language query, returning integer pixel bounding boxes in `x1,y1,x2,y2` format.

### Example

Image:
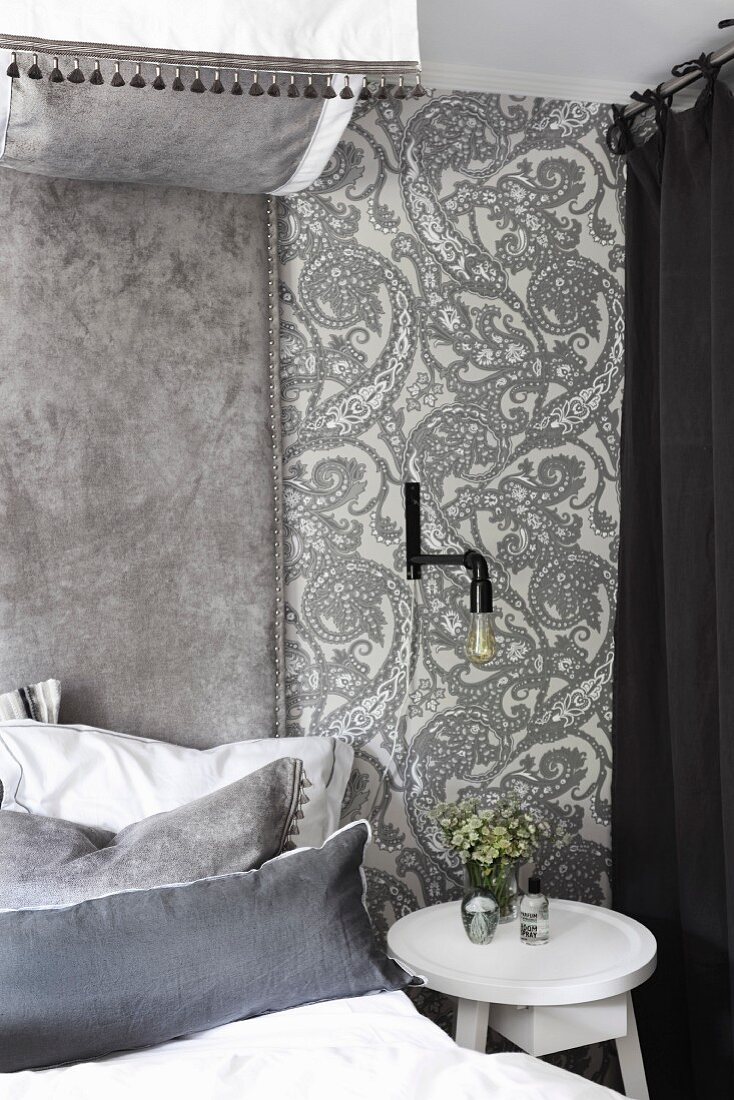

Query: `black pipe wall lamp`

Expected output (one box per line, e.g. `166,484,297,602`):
404,482,497,667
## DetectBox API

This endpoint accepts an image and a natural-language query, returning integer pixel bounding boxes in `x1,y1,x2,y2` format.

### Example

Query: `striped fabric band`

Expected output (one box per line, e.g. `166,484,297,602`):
0,678,60,723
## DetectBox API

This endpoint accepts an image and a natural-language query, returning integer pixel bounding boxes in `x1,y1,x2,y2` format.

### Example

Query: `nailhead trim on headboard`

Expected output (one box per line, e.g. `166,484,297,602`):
267,195,286,736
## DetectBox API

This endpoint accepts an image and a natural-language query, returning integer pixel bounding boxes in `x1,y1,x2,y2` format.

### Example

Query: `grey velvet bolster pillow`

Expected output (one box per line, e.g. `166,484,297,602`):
0,821,416,1073
0,756,304,908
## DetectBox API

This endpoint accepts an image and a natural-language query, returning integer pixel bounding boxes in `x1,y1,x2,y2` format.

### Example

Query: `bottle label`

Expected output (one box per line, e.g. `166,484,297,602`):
520,912,549,942
521,915,538,940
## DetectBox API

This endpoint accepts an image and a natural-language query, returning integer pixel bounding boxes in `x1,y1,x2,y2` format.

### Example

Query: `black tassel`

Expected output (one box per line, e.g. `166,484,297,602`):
28,54,42,80
358,77,372,101
89,60,104,85
172,66,184,91
323,75,337,99
376,77,389,100
231,71,243,95
340,75,354,99
111,61,125,87
303,75,318,98
249,72,264,96
190,67,205,93
152,65,165,90
412,73,427,98
6,52,20,79
210,69,224,93
287,74,300,98
68,58,85,83
267,73,280,97
50,56,64,82
394,75,407,99
130,63,146,88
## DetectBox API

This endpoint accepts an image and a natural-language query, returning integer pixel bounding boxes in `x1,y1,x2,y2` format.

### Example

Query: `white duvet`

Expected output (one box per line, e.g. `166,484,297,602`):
3,992,622,1100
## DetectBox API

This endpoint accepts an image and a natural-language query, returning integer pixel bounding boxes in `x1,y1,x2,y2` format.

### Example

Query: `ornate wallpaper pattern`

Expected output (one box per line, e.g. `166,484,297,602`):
277,91,624,1078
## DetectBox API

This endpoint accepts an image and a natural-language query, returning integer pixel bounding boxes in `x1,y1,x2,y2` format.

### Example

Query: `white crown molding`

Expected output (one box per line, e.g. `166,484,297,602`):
420,60,657,105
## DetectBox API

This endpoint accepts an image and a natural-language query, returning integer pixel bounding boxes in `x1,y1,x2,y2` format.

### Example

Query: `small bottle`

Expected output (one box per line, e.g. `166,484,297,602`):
520,875,549,945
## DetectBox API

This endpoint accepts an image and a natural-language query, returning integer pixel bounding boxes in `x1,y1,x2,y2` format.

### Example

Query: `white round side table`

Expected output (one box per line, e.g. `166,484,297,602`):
387,899,656,1100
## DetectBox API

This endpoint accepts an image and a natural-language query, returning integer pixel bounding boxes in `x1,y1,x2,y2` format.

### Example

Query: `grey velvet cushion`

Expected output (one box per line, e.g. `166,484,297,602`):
0,821,415,1073
0,757,303,908
1,62,327,193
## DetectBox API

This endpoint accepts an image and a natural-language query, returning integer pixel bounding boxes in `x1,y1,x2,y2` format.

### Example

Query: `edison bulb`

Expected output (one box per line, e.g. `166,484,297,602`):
465,612,497,667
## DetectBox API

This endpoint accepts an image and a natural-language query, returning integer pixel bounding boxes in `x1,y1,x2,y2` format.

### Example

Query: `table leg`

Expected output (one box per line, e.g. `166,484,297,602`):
454,998,490,1052
616,992,649,1100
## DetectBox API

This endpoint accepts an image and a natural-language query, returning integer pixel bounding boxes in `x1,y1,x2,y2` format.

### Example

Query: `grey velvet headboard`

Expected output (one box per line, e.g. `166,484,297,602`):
0,168,285,746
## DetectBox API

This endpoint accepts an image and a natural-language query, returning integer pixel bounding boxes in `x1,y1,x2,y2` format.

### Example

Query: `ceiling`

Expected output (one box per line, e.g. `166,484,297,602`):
418,0,734,102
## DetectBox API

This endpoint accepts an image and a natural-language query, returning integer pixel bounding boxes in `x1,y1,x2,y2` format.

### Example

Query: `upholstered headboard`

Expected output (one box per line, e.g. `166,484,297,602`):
0,169,284,746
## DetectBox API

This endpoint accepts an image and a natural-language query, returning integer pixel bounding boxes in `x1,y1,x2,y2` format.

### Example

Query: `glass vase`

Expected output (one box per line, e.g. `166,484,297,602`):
467,861,519,924
461,885,499,945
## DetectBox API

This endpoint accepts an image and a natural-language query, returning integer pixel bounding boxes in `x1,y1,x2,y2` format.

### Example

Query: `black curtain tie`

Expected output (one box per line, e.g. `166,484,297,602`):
606,103,635,156
630,85,672,134
613,53,719,161
629,86,672,179
671,51,720,96
671,53,719,139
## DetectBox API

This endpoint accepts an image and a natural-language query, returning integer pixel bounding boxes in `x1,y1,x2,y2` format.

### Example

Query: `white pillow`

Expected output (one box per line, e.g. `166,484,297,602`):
0,722,353,849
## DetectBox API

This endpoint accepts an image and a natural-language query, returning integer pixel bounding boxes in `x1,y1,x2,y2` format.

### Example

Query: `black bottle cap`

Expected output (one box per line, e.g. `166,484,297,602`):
528,875,541,894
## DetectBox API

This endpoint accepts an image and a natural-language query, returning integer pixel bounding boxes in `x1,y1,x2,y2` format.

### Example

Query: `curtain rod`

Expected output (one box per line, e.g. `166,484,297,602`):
623,22,734,120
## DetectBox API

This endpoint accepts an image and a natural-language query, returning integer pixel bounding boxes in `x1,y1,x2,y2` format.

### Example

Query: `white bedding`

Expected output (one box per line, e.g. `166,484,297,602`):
3,991,622,1100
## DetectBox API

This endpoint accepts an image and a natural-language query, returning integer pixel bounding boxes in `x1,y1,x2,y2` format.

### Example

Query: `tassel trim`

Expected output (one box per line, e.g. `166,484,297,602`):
2,49,428,100
67,57,85,83
282,766,312,851
413,72,427,97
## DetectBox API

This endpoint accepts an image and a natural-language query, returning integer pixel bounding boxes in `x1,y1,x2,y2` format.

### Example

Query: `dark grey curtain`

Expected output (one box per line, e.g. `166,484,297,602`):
614,79,734,1097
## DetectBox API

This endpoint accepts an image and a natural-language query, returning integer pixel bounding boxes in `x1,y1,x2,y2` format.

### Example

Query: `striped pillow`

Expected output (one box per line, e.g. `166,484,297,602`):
0,678,60,723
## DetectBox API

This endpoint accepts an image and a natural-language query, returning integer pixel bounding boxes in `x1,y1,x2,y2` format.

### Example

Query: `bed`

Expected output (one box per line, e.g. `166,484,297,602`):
2,991,623,1099
0,721,626,1098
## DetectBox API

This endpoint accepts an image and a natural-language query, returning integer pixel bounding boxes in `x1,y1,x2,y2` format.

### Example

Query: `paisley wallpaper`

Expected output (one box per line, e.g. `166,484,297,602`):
277,91,624,1080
